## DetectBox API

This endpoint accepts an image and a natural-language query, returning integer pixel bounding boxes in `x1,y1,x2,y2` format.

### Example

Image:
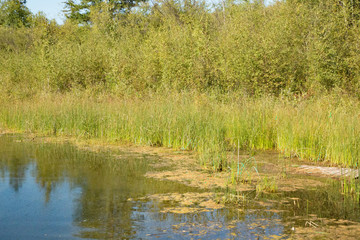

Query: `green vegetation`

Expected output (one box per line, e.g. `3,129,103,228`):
256,176,278,193
2,0,360,96
0,0,31,27
63,0,145,24
1,0,360,171
1,94,360,171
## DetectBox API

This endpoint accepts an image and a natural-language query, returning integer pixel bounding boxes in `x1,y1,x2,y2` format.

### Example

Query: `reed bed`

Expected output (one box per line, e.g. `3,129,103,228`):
1,93,359,170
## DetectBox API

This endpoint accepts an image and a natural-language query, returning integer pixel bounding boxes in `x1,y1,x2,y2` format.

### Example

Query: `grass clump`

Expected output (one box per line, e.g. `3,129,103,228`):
256,176,278,193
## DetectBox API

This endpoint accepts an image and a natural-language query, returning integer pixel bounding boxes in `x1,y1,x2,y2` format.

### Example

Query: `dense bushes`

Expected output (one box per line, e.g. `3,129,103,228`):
1,0,360,97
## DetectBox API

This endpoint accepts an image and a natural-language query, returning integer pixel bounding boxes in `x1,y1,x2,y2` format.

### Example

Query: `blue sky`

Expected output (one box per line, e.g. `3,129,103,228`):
26,0,274,25
27,0,66,24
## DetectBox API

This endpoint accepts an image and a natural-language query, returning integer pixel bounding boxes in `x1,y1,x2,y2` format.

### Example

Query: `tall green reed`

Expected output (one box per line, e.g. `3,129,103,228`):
1,93,360,171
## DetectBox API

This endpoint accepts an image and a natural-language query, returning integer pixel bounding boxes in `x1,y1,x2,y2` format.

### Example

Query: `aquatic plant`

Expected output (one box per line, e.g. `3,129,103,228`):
255,176,278,193
1,92,359,171
341,177,360,201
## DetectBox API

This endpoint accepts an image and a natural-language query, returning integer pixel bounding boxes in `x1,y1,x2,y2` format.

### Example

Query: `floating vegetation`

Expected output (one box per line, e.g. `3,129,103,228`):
2,134,360,238
137,192,224,214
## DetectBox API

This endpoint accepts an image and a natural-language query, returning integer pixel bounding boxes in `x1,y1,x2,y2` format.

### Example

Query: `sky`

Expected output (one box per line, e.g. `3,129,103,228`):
26,0,274,25
27,0,66,24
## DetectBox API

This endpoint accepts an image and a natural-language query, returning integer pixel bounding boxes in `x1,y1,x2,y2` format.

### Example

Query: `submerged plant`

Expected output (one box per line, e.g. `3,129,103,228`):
229,156,259,185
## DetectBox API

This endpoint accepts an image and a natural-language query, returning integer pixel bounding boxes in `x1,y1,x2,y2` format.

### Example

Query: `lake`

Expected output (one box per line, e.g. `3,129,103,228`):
1,134,360,239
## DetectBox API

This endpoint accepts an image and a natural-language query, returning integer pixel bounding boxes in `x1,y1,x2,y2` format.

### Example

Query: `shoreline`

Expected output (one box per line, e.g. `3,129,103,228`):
1,128,354,194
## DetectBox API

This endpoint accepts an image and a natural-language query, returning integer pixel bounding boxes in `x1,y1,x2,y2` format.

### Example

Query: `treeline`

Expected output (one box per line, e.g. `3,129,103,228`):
1,0,360,98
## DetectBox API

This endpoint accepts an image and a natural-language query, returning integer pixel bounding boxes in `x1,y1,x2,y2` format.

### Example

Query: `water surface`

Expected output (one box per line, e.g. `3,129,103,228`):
0,135,360,239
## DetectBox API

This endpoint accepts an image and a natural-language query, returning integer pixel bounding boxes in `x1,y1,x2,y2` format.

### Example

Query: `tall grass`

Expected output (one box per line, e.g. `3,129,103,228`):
1,93,359,170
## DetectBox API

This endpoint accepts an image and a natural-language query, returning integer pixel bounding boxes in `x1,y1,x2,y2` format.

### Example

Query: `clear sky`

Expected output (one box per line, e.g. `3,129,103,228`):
27,0,66,24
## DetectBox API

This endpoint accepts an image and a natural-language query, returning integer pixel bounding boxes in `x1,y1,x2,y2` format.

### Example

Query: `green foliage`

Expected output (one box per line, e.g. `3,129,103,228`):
0,0,31,27
63,0,146,23
2,0,360,96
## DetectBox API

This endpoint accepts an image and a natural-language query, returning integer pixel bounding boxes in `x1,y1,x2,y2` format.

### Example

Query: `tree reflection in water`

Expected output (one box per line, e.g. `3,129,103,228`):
0,134,312,239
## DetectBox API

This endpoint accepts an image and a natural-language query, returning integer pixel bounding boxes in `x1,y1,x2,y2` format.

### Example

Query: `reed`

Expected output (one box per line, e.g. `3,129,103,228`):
1,93,359,171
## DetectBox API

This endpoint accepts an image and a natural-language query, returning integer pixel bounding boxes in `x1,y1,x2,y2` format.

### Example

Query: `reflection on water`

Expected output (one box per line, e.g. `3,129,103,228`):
0,135,360,239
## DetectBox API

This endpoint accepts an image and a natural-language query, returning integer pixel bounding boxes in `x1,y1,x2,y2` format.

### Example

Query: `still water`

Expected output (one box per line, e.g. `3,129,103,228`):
0,134,360,239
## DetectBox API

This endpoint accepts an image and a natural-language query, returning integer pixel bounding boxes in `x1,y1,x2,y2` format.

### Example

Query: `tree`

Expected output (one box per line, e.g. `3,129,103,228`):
0,0,32,27
63,0,146,24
